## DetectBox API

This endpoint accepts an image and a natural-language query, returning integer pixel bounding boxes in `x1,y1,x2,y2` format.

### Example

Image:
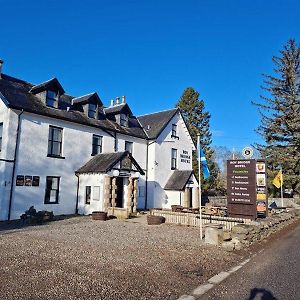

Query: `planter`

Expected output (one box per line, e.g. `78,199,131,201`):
171,205,183,212
92,211,107,221
147,215,165,225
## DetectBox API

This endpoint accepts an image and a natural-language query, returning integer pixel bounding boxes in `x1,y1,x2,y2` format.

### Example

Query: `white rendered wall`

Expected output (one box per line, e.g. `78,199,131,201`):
147,111,196,209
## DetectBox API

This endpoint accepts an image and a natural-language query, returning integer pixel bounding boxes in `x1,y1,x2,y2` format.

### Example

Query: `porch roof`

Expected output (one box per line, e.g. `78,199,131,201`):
76,151,145,175
164,170,194,191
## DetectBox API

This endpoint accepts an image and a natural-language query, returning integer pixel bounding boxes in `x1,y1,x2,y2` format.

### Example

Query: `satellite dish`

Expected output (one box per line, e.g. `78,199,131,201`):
242,147,254,159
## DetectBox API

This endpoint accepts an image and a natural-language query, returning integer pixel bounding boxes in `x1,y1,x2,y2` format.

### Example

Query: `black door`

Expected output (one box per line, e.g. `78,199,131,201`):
189,188,193,208
116,177,124,208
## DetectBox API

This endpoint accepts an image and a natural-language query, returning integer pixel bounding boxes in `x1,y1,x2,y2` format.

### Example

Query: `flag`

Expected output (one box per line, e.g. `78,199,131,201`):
197,142,210,180
272,169,283,188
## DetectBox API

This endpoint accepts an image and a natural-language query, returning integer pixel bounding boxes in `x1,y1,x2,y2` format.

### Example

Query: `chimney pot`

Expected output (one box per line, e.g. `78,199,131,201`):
122,95,126,103
116,97,120,105
0,59,3,78
110,99,114,106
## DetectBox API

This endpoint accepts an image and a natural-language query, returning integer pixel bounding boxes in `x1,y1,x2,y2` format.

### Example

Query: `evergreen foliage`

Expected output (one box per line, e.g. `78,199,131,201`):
253,39,300,196
176,87,221,192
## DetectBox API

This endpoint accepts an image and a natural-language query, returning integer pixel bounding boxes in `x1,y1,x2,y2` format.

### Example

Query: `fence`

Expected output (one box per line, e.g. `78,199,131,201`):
151,209,250,230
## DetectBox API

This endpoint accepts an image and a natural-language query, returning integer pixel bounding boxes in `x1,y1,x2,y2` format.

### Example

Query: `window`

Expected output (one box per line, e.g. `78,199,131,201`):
48,126,63,157
125,141,133,154
0,123,3,152
45,176,60,204
46,90,58,108
171,124,179,139
120,114,128,127
92,135,103,155
88,103,97,118
93,186,100,201
85,186,91,204
171,148,177,170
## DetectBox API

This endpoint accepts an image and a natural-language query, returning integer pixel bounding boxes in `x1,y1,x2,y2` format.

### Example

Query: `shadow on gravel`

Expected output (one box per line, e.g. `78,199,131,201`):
0,214,77,233
248,288,277,300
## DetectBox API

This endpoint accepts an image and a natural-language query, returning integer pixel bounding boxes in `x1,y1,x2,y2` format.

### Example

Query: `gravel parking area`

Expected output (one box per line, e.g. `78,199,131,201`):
0,216,244,300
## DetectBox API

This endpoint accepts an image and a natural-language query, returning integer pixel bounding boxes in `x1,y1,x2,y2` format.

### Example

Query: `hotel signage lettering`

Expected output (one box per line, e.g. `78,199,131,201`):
180,150,190,164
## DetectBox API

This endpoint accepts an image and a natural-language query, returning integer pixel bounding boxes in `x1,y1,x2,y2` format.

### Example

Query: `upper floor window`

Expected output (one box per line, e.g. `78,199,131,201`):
45,176,60,204
88,103,97,118
171,148,177,170
120,114,128,127
46,90,58,108
171,124,179,139
0,123,3,152
48,126,63,158
92,135,103,155
85,186,91,204
125,141,133,154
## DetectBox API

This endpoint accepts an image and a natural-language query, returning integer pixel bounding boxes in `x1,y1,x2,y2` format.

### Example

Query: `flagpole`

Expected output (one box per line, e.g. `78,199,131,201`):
197,134,203,240
280,167,283,207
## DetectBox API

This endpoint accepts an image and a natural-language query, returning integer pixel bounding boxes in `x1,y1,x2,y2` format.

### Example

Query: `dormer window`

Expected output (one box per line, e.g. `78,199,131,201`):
120,113,128,127
88,103,97,118
46,90,58,108
171,124,179,139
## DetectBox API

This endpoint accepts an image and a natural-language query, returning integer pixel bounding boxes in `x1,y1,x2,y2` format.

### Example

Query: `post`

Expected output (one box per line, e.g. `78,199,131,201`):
197,134,203,240
280,167,283,207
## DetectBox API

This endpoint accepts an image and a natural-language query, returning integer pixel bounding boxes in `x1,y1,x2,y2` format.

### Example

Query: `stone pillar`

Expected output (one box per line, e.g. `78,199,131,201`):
111,177,117,207
183,188,189,208
133,179,139,212
192,187,199,209
103,176,112,210
127,177,133,210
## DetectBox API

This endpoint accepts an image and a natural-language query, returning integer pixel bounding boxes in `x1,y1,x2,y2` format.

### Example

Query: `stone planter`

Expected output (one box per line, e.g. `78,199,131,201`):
92,211,107,221
147,215,165,225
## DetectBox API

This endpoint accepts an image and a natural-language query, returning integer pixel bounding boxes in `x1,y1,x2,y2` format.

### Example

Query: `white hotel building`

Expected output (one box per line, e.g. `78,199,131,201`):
0,60,198,221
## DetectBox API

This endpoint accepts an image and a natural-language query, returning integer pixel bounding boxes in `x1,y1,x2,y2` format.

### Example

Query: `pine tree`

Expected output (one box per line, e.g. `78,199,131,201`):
253,39,300,197
176,87,220,191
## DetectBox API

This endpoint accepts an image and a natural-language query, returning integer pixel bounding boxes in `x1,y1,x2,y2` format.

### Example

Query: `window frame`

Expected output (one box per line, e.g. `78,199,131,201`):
171,148,177,170
85,186,91,204
88,103,97,119
46,90,58,108
125,141,133,154
120,113,128,127
47,126,64,158
91,134,103,156
171,124,179,139
44,176,60,204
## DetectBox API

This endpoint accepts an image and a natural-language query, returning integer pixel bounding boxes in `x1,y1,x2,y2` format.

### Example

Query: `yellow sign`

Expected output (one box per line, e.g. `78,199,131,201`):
257,193,266,200
273,170,283,188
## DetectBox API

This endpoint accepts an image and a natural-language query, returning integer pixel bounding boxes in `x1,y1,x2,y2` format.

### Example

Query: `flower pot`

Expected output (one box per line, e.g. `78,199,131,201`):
147,215,165,225
92,211,107,221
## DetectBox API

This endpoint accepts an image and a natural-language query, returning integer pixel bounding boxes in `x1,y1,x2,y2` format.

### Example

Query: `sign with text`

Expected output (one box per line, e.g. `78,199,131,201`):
227,159,257,219
256,160,268,216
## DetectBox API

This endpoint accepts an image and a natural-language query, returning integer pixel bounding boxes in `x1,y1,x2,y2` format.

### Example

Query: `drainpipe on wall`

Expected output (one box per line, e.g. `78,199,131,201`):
144,141,149,210
7,109,24,221
75,173,80,214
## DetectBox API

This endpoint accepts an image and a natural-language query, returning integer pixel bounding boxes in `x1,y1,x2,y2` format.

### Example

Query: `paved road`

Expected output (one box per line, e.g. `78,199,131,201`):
201,224,300,300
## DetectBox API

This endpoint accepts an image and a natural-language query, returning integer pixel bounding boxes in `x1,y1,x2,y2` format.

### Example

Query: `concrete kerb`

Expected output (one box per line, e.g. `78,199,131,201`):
177,258,251,299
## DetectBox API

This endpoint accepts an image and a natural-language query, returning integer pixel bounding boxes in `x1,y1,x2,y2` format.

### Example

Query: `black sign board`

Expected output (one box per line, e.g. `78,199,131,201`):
16,175,25,186
25,176,32,186
32,176,40,187
227,160,257,219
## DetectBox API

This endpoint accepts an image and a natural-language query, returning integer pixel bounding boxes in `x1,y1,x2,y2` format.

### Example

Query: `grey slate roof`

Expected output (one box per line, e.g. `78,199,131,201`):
0,74,147,139
72,92,102,105
30,78,65,95
76,151,145,175
104,103,133,116
137,108,178,139
164,170,194,191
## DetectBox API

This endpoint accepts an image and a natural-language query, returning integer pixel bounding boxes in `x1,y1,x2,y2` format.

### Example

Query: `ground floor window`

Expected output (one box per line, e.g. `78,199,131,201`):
93,186,100,201
45,176,60,204
85,186,91,204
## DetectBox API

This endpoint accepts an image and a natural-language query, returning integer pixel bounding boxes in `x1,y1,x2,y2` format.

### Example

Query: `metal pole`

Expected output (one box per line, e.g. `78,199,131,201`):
197,134,203,240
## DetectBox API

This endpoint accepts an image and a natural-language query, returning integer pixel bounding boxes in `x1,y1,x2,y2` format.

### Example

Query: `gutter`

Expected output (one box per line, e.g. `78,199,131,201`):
7,109,24,221
75,173,80,214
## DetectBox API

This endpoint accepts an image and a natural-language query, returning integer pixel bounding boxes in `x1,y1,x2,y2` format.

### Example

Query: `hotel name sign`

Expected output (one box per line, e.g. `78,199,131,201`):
180,150,191,164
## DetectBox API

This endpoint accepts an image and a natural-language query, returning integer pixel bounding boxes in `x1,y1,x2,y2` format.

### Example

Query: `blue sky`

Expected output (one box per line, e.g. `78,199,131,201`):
1,0,299,151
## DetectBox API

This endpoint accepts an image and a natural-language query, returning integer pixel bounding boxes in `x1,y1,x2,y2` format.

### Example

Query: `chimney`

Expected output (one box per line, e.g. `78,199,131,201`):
116,97,120,105
0,59,3,79
110,99,114,106
121,95,126,104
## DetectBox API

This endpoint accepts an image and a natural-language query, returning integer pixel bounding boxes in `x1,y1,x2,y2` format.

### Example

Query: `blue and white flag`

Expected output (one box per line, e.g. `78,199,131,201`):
197,142,210,180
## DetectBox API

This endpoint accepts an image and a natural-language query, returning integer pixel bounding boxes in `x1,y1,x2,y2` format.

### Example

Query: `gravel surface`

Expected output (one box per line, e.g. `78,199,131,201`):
0,216,244,300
